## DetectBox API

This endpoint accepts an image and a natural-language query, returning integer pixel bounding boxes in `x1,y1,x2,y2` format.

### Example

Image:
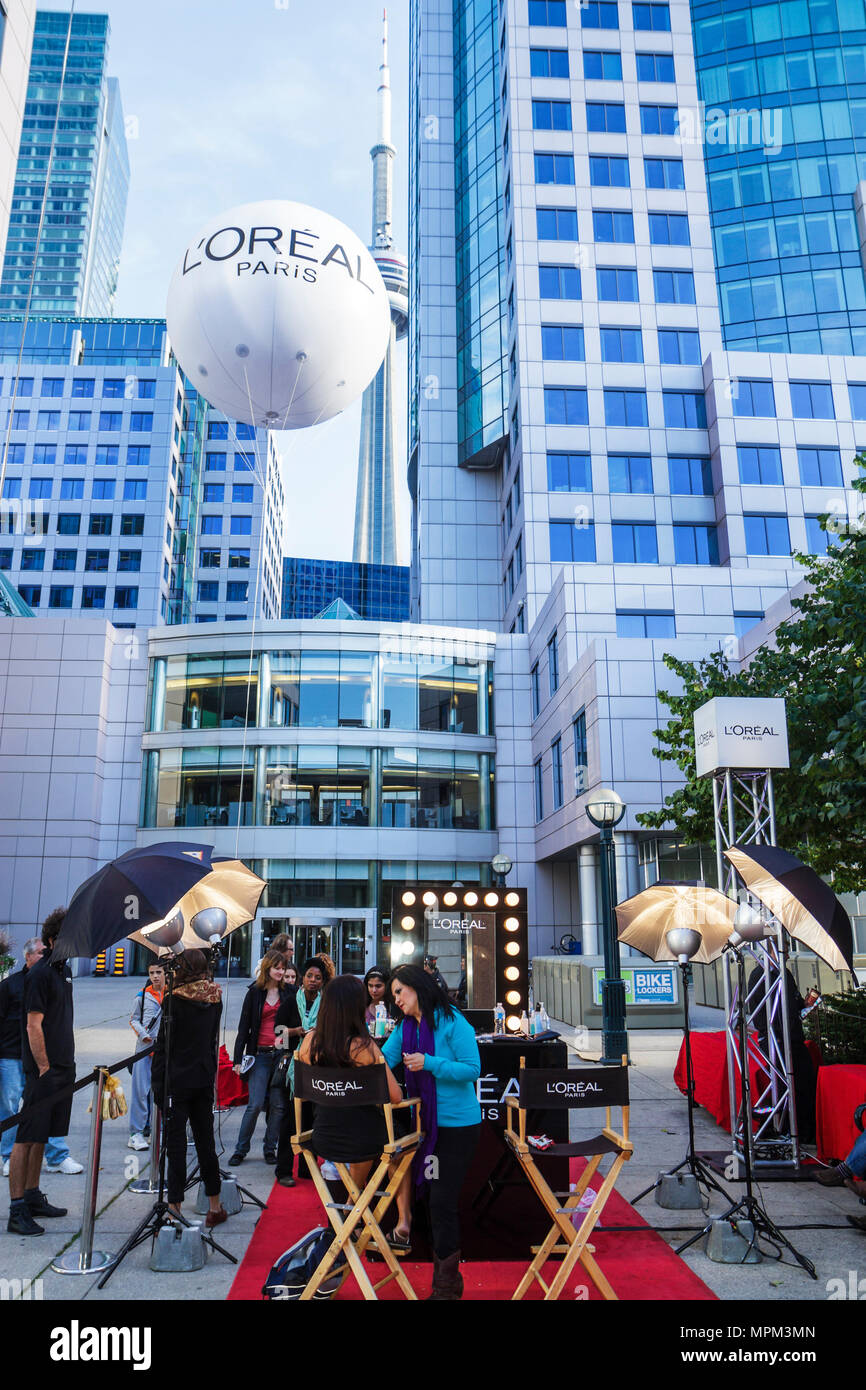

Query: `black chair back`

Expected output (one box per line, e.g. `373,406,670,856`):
293,1059,390,1108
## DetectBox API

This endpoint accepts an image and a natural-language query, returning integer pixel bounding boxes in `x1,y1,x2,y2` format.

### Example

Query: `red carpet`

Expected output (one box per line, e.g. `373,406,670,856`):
227,1168,717,1302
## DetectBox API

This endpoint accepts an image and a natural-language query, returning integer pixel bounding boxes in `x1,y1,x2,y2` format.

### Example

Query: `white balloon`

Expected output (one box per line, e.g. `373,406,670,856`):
166,199,392,429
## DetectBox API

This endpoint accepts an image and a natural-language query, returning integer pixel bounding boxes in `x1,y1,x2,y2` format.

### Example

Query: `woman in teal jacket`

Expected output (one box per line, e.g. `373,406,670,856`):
382,963,481,1300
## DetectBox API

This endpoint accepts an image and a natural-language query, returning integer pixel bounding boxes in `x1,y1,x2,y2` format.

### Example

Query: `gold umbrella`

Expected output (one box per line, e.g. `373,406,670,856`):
615,882,739,963
128,858,266,956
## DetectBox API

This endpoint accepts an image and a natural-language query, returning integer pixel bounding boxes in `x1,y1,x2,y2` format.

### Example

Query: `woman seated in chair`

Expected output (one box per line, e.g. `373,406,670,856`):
298,974,413,1249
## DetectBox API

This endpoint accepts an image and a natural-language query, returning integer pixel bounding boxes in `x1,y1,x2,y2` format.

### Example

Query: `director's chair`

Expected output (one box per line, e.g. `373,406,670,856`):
505,1056,632,1301
291,1058,424,1301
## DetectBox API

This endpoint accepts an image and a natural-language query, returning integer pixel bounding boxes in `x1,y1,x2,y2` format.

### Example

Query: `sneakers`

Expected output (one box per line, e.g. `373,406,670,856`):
263,1150,277,1166
127,1134,149,1151
44,1156,84,1175
278,1175,296,1188
25,1188,66,1218
321,1160,340,1182
816,1165,847,1187
7,1205,44,1237
228,1152,244,1167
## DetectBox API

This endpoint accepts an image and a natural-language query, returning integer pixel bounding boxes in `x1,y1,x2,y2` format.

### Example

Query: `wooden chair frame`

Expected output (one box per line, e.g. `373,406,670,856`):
291,1058,424,1302
505,1055,633,1301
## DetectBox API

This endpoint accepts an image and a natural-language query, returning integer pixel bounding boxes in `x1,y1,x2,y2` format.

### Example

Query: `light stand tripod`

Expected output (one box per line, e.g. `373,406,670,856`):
633,957,735,1209
98,953,236,1288
677,942,816,1277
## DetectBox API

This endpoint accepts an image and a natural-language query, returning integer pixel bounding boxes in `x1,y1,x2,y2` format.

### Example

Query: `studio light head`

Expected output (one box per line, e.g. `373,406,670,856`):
190,907,228,946
666,926,702,964
730,902,766,948
144,910,185,955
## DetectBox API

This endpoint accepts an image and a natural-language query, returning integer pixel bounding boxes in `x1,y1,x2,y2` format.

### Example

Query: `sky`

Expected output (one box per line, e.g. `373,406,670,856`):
39,0,410,563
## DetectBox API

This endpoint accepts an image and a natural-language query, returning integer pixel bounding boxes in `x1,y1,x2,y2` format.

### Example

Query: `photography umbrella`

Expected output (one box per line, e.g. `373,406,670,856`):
615,882,738,963
128,859,266,956
724,845,854,973
52,842,219,961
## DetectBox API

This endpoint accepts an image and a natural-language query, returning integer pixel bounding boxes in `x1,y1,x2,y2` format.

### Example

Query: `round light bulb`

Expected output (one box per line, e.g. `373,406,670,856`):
505,892,520,907
504,966,520,982
422,891,437,907
463,891,478,907
443,891,457,907
505,990,521,1006
400,916,415,931
484,892,499,907
401,891,416,906
504,916,520,931
505,941,520,957
505,1015,521,1033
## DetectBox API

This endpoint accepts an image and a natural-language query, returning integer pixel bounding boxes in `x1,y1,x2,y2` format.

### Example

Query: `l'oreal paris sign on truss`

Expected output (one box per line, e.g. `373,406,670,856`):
694,697,789,777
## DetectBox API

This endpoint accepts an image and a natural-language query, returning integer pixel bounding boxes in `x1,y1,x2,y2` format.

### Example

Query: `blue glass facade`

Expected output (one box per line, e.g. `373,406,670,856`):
1,11,129,317
453,0,509,463
692,0,866,353
281,556,410,622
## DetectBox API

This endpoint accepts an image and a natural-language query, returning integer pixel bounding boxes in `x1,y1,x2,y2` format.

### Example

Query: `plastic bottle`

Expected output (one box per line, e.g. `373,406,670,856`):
538,1003,550,1034
375,1003,387,1038
570,1184,601,1229
493,1002,505,1036
529,1006,539,1037
519,1009,530,1037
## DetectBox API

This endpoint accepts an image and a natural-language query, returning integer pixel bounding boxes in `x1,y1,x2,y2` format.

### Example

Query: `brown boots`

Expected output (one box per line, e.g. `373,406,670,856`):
428,1250,463,1300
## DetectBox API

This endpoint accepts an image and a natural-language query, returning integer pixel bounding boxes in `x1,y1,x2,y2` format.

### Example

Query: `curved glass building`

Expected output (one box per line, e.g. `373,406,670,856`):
692,0,866,353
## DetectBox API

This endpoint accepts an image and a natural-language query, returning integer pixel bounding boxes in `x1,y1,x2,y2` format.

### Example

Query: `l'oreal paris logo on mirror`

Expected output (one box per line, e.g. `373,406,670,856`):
430,916,489,935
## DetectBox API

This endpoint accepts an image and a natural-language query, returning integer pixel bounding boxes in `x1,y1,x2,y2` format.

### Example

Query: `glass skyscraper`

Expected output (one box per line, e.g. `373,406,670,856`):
692,0,866,353
0,10,130,316
282,555,410,622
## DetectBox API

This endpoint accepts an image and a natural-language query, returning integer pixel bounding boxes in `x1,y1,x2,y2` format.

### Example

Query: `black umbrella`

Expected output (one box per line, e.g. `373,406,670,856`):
724,844,855,973
52,842,218,961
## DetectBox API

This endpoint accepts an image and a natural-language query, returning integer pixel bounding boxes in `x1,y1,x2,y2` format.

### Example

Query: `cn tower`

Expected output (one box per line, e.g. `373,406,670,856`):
353,10,408,567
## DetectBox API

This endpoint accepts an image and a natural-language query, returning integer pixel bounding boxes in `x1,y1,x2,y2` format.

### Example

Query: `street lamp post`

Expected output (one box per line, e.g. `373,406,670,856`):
490,853,512,889
585,788,629,1065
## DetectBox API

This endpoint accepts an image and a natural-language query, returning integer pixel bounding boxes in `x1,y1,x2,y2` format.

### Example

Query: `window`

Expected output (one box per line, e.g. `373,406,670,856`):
17,585,40,606
663,392,707,428
640,104,678,135
790,381,834,419
68,412,91,430
232,484,254,504
612,521,658,563
20,549,44,571
535,153,575,184
547,451,591,490
589,155,629,186
197,581,219,602
199,548,221,568
732,379,775,417
673,523,719,564
537,207,578,240
230,515,252,535
207,420,229,440
744,514,791,556
130,412,153,432
644,157,684,189
228,548,250,568
56,514,80,535
593,209,634,243
528,0,567,22
1,477,20,499
37,410,60,430
29,478,51,500
117,550,141,572
531,662,540,719
573,710,588,793
234,422,256,440
89,514,112,536
616,610,675,637
64,445,88,467
102,379,125,398
41,379,63,398
4,444,23,466
581,1,618,27
548,632,559,694
81,586,105,610
544,387,589,424
584,50,622,79
797,447,843,487
653,269,695,303
608,453,652,492
48,586,73,610
85,550,109,572
534,759,544,822
114,587,139,610
99,411,122,431
226,581,248,603
203,483,224,503
542,324,585,360
658,329,701,365
539,264,581,298
597,266,638,301
633,3,670,30
120,514,144,536
0,549,11,570
234,452,255,471
95,445,118,467
737,445,783,485
668,455,712,495
804,517,834,555
138,380,156,398
551,737,564,809
586,101,626,132
601,326,643,362
7,410,28,429
71,379,94,398
59,478,84,500
604,389,648,426
205,452,226,471
733,612,763,637
649,211,689,245
550,518,597,560
636,51,675,81
200,515,222,536
531,48,570,77
848,384,866,419
91,478,115,500
533,99,572,130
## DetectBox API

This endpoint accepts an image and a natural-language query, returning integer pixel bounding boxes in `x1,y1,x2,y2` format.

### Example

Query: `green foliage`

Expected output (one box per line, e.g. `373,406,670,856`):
637,470,866,894
804,989,866,1065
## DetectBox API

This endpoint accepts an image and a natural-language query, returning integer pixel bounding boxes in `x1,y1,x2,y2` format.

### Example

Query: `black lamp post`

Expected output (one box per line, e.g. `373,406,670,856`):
585,787,629,1065
491,853,512,889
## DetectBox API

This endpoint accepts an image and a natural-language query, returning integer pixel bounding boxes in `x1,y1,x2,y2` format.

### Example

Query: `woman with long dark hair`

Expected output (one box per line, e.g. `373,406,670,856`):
228,950,289,1167
381,963,481,1300
274,957,328,1187
363,966,398,1032
151,949,226,1228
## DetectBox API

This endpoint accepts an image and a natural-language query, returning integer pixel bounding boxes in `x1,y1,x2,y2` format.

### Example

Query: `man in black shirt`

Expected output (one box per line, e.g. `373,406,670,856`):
7,908,73,1236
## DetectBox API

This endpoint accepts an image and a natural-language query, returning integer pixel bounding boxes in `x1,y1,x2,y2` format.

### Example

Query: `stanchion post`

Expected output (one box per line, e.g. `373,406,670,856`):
51,1067,115,1275
129,1097,161,1196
